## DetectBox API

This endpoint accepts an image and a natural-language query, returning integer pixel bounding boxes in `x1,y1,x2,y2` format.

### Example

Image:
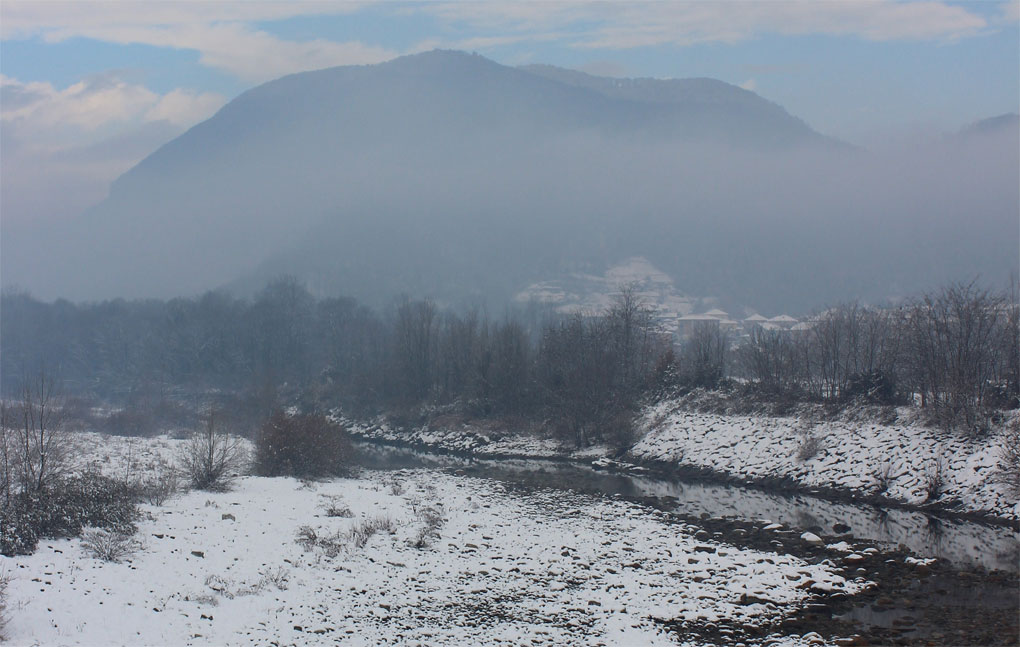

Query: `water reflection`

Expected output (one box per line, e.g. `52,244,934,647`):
355,443,1019,572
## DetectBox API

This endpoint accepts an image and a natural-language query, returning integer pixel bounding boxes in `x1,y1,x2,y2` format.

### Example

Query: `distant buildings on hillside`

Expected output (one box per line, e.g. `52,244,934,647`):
676,309,810,341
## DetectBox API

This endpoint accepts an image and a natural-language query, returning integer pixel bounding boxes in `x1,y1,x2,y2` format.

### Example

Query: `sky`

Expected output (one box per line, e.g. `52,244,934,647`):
1,0,1018,234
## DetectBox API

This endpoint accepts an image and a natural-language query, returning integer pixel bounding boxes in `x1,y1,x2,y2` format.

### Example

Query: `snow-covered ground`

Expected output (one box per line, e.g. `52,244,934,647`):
345,404,1019,525
5,433,871,647
632,402,1019,522
345,416,578,459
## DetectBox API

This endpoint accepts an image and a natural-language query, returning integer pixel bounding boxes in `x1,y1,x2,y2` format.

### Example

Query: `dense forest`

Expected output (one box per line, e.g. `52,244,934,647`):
1,278,1017,446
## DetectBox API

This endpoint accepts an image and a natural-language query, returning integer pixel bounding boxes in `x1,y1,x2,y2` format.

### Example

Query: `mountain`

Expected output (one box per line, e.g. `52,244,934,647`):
13,51,1018,312
959,113,1019,137
518,64,834,150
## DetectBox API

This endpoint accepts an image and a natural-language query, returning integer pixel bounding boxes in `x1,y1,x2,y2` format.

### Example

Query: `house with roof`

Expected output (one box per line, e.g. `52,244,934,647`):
677,313,721,339
768,314,799,329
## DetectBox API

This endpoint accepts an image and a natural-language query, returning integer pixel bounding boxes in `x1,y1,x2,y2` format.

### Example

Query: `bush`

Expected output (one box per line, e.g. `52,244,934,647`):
319,495,352,518
994,420,1020,498
134,461,179,506
1,471,139,556
409,505,444,549
178,414,247,491
80,527,140,562
923,455,947,502
842,371,904,407
255,411,353,478
796,433,823,462
0,569,8,641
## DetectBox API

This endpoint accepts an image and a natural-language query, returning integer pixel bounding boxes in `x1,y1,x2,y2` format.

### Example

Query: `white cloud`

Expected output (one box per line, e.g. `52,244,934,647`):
1,74,226,226
3,1,396,82
144,88,228,127
739,79,757,92
419,1,989,50
1001,0,1020,25
1,1,993,85
0,2,362,39
1,74,225,141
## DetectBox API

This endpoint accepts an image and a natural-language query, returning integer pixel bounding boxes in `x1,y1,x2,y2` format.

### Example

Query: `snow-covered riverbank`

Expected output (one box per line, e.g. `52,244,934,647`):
631,402,1019,523
6,434,871,647
343,404,1019,525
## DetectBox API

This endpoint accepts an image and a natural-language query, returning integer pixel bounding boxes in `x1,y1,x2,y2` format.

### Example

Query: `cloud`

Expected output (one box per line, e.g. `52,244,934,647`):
739,79,757,92
1,74,224,139
39,23,397,83
1,74,225,227
0,2,361,39
1,2,994,85
3,2,396,82
419,1,989,50
1001,0,1020,24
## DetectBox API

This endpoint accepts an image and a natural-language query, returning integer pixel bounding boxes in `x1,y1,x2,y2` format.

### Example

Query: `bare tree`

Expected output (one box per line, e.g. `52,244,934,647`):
395,298,438,401
682,322,728,388
0,401,12,507
14,371,67,494
905,282,1005,431
607,284,657,394
178,411,246,491
738,327,799,395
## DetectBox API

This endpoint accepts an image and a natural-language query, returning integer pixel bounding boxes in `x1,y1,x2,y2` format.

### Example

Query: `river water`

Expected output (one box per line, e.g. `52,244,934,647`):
354,442,1019,573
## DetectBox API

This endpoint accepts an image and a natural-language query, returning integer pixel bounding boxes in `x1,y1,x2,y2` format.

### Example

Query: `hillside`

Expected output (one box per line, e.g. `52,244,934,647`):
22,50,1018,311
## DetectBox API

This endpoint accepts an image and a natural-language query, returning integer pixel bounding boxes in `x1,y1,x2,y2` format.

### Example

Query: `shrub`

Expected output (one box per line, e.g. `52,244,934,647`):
319,495,353,518
80,527,140,562
255,411,353,478
796,434,823,462
842,371,904,407
1,471,138,556
0,569,8,641
296,515,396,556
873,461,895,495
134,461,179,506
409,505,444,549
994,420,1020,498
344,515,395,549
178,414,247,491
923,455,947,502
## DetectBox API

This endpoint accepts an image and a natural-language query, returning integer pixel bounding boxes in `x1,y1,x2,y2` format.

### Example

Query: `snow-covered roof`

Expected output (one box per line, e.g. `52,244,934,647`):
703,309,729,318
769,315,798,323
791,322,814,331
744,314,768,322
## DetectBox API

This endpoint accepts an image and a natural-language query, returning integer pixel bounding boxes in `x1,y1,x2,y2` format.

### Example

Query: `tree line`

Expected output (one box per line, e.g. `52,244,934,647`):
718,282,1018,432
0,280,668,447
1,278,1016,442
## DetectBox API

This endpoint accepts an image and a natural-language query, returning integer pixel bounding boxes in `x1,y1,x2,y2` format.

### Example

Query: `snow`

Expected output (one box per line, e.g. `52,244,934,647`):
632,402,1019,522
6,433,870,647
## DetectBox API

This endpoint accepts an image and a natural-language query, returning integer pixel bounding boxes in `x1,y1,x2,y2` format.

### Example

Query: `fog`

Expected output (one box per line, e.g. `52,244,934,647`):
2,51,1016,314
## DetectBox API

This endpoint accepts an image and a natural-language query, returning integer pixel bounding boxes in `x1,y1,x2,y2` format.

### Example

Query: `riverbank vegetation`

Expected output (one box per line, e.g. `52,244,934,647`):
1,279,1017,447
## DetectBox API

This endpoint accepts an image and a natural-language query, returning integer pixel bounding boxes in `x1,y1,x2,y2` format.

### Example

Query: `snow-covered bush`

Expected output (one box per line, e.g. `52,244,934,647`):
409,504,444,549
178,415,247,492
134,460,179,506
923,455,947,501
319,495,353,518
994,420,1020,498
255,411,353,478
796,434,823,462
80,527,140,562
0,569,8,640
345,516,395,549
1,471,138,556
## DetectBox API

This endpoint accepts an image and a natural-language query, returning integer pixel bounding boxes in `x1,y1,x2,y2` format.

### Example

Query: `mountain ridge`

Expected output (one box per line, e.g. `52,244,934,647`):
10,50,1016,313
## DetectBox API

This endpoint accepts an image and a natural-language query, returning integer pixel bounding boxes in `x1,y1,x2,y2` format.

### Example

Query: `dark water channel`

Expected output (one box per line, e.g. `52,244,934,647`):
356,442,1020,645
355,442,1018,573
